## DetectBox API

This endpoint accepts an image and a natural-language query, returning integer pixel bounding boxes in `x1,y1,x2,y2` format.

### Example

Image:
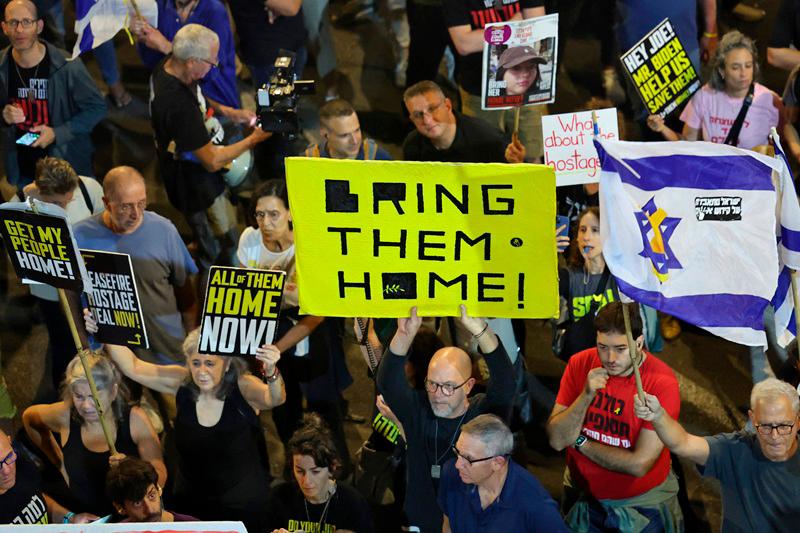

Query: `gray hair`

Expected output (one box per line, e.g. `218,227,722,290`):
181,327,246,401
172,24,219,63
751,378,800,413
460,414,514,456
710,30,760,92
403,80,445,102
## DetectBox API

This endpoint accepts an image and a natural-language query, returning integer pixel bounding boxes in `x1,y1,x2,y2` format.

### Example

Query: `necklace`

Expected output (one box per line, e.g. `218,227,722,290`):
431,409,469,478
14,58,40,105
304,482,335,531
582,266,590,285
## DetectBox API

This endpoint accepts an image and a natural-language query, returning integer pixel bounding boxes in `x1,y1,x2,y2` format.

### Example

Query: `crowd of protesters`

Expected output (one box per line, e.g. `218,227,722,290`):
2,0,800,531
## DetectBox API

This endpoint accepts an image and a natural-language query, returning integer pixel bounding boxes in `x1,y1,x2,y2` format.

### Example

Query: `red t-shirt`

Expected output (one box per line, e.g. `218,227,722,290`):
555,348,680,500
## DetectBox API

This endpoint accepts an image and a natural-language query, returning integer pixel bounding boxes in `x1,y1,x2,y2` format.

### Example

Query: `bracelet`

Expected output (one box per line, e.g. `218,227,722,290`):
63,512,75,524
264,367,281,384
473,323,489,340
703,32,718,38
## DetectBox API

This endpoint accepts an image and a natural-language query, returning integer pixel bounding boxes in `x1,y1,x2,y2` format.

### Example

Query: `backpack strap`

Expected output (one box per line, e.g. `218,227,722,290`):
78,178,94,213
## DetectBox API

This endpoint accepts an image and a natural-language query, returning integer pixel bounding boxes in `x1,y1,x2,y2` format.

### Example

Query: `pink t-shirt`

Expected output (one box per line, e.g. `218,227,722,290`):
680,82,781,149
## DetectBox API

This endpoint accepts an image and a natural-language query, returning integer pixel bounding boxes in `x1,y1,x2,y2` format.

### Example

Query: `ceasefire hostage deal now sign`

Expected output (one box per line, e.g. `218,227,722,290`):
621,18,700,116
81,250,149,349
199,266,286,357
286,158,559,318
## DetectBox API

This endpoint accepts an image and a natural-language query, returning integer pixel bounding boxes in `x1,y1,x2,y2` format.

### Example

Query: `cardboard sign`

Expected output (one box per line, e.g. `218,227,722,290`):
81,249,148,349
0,521,247,533
481,14,559,110
198,266,286,357
620,18,700,116
285,158,559,318
542,108,619,186
0,201,90,292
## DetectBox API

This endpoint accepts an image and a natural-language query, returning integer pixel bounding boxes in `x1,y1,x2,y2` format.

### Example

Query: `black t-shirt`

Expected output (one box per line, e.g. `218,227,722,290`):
556,185,598,222
442,0,543,95
403,112,508,162
0,454,49,525
7,48,50,183
150,57,224,214
267,481,374,533
227,0,306,67
770,0,800,49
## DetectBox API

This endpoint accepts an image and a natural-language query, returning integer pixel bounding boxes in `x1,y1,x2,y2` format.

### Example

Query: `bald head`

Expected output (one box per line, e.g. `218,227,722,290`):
428,347,472,381
102,167,147,234
426,346,474,418
4,0,37,19
0,427,15,494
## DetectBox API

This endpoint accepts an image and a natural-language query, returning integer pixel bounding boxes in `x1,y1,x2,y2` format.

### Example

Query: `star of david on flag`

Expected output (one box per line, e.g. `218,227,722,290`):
595,138,791,347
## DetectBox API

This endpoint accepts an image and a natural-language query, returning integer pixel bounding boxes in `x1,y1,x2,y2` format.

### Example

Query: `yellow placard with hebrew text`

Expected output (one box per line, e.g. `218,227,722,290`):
286,158,558,318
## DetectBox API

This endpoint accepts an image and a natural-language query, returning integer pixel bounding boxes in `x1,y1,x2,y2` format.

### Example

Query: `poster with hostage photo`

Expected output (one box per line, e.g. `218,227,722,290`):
482,14,558,110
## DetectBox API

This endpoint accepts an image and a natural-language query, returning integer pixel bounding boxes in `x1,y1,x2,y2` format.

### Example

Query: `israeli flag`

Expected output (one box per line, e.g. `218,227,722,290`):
596,138,787,346
768,134,800,348
71,0,158,59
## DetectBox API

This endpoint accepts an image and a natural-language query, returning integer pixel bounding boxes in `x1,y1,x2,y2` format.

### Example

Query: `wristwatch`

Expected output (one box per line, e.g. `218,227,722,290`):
574,435,587,448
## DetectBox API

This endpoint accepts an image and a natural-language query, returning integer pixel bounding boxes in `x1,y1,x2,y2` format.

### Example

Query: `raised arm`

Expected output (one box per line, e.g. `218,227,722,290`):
238,344,286,411
376,307,424,423
634,392,710,465
84,309,187,394
546,368,608,450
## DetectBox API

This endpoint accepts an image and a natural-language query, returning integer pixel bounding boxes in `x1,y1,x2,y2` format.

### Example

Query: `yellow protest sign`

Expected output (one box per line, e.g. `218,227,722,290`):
286,158,558,318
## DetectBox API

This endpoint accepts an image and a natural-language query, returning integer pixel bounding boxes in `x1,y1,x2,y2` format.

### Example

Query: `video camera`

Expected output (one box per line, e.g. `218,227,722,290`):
256,50,316,136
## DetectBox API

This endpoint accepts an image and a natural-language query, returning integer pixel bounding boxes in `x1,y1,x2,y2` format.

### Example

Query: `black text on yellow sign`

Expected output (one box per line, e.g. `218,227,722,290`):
199,267,286,357
621,18,700,116
0,208,84,292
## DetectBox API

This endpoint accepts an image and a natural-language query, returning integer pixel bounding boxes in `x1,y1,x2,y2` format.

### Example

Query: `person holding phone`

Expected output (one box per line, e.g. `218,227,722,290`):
0,0,106,191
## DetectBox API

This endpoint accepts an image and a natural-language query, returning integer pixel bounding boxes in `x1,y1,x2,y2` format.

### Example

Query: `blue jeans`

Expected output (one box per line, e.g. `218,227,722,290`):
94,39,120,86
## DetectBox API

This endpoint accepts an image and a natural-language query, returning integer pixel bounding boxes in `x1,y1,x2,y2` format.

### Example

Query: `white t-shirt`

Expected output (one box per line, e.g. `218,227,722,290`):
28,176,105,301
236,226,299,308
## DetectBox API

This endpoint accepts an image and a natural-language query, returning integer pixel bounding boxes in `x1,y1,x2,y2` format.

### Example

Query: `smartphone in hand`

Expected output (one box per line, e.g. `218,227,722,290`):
16,132,39,146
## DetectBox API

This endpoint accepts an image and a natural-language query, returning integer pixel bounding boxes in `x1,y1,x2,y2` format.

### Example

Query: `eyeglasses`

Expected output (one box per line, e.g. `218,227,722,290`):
452,445,499,465
198,58,219,69
0,448,17,468
409,100,445,122
424,377,470,397
754,421,796,436
114,200,147,214
3,18,37,29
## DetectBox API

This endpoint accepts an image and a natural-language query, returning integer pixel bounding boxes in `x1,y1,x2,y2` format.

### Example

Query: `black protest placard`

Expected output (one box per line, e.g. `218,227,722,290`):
0,207,85,291
198,266,286,357
81,249,149,349
620,18,700,116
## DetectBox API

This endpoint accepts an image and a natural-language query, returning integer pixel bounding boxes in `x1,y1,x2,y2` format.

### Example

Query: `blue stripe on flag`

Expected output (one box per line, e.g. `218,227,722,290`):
773,267,792,309
615,278,767,330
75,0,94,21
781,225,800,253
790,311,797,336
596,145,774,191
78,25,94,55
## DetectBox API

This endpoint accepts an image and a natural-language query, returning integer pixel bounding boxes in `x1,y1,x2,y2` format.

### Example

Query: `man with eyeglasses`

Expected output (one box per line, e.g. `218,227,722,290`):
402,80,525,163
546,301,683,531
438,414,567,532
74,166,199,366
0,428,97,524
106,457,196,522
0,0,106,192
635,377,800,530
150,23,270,273
377,305,515,533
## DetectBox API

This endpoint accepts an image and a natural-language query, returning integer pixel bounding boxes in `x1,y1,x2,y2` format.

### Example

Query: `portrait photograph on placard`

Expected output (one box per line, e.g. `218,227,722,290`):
481,14,559,110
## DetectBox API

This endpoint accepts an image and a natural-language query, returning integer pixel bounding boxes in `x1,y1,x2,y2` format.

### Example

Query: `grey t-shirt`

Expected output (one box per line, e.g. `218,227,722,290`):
701,431,800,532
74,212,198,364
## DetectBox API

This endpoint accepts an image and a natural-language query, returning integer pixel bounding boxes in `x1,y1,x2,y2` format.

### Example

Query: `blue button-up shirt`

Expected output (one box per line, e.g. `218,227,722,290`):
438,458,569,532
138,0,240,108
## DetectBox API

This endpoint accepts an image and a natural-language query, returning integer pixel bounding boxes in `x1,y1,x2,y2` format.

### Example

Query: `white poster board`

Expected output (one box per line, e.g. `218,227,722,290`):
542,108,619,186
0,521,247,533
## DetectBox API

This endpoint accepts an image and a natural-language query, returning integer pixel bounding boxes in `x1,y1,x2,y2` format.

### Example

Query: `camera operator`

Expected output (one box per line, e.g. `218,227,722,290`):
150,24,271,273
